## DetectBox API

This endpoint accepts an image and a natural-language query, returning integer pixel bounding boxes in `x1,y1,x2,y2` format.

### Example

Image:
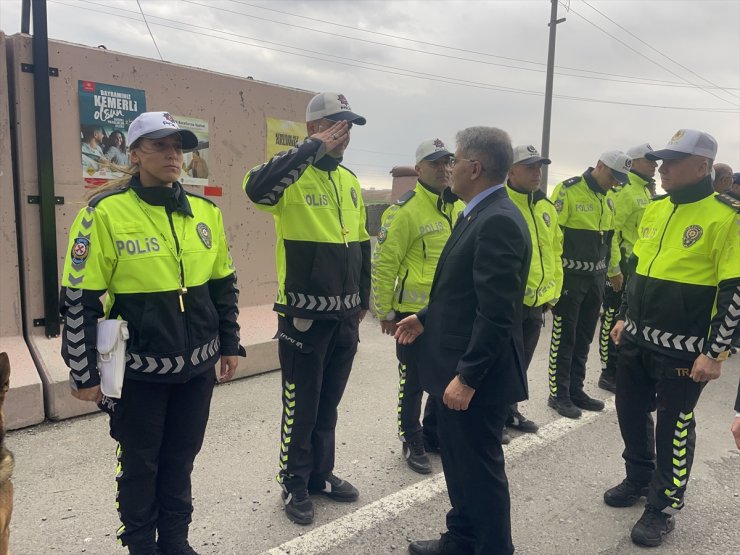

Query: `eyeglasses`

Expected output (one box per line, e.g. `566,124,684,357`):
449,157,479,168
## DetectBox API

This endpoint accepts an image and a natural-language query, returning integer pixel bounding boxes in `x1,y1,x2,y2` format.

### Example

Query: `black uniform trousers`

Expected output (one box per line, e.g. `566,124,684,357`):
616,339,704,513
436,398,513,555
599,278,621,379
509,304,544,417
548,272,605,399
277,314,359,493
396,312,437,446
105,370,215,554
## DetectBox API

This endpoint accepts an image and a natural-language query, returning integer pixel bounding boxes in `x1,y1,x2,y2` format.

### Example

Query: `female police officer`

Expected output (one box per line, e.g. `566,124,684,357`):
60,111,243,555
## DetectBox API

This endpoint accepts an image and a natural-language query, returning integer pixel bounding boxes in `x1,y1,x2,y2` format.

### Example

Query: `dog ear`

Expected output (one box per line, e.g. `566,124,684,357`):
0,353,9,389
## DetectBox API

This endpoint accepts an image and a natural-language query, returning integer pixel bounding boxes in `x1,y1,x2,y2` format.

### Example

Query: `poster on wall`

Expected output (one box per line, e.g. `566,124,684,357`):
174,115,210,187
266,117,305,159
78,80,146,184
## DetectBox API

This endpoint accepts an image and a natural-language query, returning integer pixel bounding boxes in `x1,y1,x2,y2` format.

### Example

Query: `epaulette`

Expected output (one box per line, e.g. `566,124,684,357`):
396,190,416,206
563,176,581,187
651,193,669,201
532,189,555,205
339,164,357,178
88,186,129,208
715,192,740,211
184,189,219,208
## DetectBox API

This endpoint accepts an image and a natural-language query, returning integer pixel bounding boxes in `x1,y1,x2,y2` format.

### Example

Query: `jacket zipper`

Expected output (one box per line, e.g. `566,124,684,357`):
166,210,191,351
328,171,350,308
398,269,409,305
528,194,545,306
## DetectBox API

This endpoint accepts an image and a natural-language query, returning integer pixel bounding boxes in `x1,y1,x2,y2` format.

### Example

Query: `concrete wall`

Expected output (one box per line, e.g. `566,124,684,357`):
0,32,45,430
7,34,313,421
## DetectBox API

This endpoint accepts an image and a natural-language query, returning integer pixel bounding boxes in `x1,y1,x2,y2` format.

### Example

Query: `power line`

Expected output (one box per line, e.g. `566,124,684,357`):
228,0,738,91
49,1,740,113
135,0,163,61
580,0,739,102
559,1,739,107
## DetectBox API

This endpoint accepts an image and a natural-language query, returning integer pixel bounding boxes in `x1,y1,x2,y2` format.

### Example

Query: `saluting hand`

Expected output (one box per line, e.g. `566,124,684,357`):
218,356,239,382
443,375,475,411
689,353,721,382
394,315,424,345
71,384,103,404
310,120,350,153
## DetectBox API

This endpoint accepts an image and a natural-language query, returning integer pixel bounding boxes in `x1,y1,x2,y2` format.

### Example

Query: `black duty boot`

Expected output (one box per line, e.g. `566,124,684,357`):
282,488,314,525
507,408,539,433
408,532,473,554
571,393,605,412
604,478,650,507
403,437,432,474
631,504,675,547
547,396,582,419
598,373,617,393
308,473,359,502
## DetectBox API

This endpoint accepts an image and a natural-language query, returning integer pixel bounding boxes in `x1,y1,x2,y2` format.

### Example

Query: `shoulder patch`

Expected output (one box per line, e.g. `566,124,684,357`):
563,176,581,188
88,186,129,208
716,192,740,212
184,189,219,208
396,190,416,206
338,164,357,178
651,193,669,201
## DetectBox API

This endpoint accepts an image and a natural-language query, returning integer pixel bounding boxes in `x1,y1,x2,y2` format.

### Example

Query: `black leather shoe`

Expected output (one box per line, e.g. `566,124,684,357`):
547,396,582,419
507,409,539,433
282,488,314,525
598,373,617,393
571,393,605,412
403,438,432,474
408,533,472,554
631,504,675,547
308,473,359,502
604,478,650,508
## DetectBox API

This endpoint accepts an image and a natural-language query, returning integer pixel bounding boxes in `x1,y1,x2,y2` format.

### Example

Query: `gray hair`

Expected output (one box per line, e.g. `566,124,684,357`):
456,127,513,184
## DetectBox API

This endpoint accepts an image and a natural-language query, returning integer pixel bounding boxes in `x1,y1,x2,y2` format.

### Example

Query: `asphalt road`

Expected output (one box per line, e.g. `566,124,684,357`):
8,314,740,554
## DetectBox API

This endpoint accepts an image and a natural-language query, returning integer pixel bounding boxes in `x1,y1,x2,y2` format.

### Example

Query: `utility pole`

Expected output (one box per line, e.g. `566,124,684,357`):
540,0,566,191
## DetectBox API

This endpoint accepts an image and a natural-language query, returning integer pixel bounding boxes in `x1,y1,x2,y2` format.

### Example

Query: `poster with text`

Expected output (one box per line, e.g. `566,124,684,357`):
266,117,305,159
175,115,210,187
78,80,146,184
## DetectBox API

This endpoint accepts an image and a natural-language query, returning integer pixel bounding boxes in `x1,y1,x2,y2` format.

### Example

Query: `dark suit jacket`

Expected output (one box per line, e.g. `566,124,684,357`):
417,186,532,406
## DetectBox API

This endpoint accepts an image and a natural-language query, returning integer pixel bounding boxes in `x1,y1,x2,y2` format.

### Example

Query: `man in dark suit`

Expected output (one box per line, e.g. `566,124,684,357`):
396,127,531,555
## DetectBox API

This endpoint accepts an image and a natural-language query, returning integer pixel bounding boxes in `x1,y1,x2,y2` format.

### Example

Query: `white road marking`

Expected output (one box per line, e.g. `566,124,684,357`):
263,397,616,555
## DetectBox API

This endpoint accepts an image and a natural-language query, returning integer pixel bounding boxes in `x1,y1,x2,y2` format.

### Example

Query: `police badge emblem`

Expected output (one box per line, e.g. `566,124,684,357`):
554,200,564,213
542,212,551,227
377,226,388,243
351,188,358,208
682,225,702,247
71,237,90,265
196,222,212,249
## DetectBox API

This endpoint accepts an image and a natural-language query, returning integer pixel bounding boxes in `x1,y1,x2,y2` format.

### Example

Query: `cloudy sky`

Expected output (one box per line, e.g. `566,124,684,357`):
1,0,738,191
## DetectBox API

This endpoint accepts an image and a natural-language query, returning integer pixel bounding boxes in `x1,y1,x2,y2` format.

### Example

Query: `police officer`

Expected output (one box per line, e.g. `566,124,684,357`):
243,92,370,525
547,151,628,418
505,145,563,434
712,163,737,195
607,129,739,547
60,112,243,555
372,138,463,473
598,143,657,393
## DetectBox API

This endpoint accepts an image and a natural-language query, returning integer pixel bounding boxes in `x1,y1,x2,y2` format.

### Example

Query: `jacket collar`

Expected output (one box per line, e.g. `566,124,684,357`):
314,154,341,172
583,168,608,196
668,175,714,205
630,170,655,187
130,175,193,217
506,180,548,204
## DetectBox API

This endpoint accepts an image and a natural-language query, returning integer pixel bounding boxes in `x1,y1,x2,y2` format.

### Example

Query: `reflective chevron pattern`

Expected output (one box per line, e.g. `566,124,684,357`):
125,337,219,375
599,306,616,370
547,315,562,396
63,288,91,387
397,363,407,441
706,288,740,359
277,381,296,477
67,208,94,287
254,141,319,205
399,290,428,305
286,291,361,311
663,411,694,515
115,443,125,545
624,317,705,354
562,257,607,272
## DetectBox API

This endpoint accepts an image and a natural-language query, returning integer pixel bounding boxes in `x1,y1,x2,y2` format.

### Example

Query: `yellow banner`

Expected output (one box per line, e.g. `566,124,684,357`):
266,117,305,159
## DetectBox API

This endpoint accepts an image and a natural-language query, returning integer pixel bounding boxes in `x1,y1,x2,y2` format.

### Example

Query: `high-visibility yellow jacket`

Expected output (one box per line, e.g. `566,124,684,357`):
371,181,463,318
620,177,740,361
613,171,654,258
506,182,563,307
244,138,371,319
60,178,241,388
550,169,621,277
